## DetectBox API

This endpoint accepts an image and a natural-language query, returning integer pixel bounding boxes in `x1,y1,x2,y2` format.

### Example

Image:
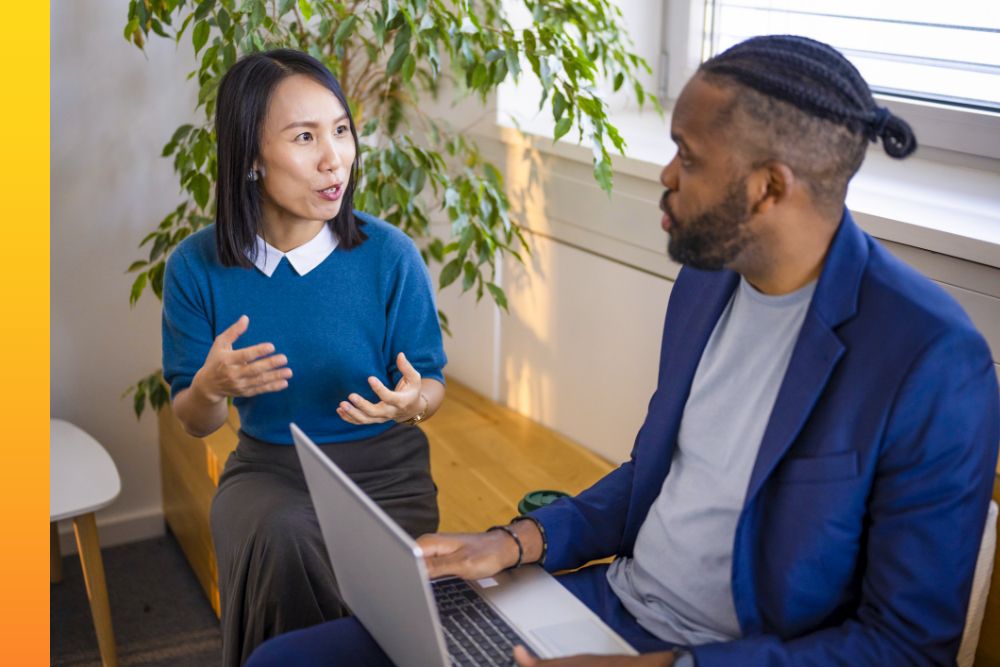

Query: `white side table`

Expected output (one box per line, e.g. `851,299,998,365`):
51,419,122,667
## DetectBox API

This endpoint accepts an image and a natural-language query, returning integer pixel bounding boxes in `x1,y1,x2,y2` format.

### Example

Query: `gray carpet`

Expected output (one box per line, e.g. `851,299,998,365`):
51,531,222,666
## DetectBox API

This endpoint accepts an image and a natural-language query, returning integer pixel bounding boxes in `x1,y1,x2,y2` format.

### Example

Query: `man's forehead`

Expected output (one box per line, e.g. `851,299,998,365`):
671,75,735,148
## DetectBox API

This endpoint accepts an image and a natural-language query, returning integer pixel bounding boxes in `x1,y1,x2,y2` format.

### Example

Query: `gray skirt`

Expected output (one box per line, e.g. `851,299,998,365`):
210,424,439,667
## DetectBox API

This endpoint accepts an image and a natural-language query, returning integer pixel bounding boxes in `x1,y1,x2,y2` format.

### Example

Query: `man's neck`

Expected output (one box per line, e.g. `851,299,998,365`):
735,208,840,295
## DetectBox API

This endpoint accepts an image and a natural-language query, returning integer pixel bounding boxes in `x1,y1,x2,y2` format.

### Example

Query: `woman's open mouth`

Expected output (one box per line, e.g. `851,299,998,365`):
317,183,343,201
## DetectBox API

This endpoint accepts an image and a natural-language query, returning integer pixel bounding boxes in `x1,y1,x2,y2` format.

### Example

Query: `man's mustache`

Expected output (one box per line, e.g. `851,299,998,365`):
659,189,671,214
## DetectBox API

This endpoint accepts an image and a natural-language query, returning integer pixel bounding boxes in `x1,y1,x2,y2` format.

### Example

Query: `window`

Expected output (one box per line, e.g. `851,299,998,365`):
703,1,999,113
665,0,1000,159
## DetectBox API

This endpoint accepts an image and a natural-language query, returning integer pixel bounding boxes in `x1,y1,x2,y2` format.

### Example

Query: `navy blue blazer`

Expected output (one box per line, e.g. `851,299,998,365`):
533,211,999,665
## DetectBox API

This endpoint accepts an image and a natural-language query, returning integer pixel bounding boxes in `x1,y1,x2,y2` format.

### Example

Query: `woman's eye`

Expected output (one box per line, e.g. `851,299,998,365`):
296,132,313,142
335,124,349,136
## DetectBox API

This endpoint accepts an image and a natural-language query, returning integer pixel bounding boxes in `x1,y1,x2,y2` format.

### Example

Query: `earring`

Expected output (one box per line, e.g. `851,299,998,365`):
247,169,258,182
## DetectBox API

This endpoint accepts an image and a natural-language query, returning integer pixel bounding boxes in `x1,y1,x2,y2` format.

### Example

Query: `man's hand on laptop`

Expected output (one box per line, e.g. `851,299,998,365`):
512,645,677,666
418,521,544,580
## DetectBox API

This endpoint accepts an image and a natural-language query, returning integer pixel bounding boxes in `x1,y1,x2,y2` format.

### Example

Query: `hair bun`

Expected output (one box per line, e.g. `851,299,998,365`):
872,107,917,159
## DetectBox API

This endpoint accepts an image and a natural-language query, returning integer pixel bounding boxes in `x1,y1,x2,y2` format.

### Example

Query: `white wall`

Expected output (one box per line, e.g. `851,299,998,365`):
52,0,198,549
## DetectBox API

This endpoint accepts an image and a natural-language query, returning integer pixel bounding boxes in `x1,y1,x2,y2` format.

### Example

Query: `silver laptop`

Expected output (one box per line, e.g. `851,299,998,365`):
291,423,637,667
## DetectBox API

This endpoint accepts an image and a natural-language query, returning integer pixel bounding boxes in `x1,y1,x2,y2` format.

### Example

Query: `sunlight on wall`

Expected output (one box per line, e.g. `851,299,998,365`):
501,130,555,423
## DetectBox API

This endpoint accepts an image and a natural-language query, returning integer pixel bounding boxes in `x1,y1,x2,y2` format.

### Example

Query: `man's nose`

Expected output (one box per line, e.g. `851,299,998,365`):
661,154,679,190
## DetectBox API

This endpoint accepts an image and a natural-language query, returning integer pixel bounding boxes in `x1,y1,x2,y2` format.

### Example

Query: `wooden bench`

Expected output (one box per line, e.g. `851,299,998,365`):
157,377,615,617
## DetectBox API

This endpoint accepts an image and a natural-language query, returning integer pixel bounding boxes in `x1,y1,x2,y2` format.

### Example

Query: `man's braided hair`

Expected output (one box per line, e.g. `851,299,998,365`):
698,35,917,215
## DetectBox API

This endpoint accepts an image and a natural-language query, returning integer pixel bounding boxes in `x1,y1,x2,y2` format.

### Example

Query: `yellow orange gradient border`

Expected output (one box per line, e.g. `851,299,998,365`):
0,3,50,664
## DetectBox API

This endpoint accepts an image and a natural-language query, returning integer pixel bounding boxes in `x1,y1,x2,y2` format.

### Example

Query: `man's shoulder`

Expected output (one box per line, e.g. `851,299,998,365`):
857,238,980,346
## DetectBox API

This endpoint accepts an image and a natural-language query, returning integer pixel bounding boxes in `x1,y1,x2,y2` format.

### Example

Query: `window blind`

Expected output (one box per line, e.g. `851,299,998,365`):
702,0,1000,112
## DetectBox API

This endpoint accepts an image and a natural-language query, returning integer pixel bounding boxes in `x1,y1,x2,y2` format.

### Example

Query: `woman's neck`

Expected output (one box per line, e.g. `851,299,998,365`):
260,207,327,252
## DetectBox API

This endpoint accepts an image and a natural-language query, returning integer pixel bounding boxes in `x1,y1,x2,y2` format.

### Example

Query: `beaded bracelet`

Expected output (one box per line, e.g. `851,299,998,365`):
510,515,547,567
486,524,523,569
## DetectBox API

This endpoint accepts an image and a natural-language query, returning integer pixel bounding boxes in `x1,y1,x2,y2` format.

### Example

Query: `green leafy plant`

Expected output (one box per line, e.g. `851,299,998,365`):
123,0,659,417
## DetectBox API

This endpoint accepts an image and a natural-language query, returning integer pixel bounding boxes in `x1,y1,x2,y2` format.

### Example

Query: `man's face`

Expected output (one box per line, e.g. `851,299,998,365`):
659,76,755,270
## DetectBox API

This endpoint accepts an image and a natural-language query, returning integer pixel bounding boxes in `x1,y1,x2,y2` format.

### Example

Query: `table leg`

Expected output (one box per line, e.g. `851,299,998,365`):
51,521,63,583
73,513,118,667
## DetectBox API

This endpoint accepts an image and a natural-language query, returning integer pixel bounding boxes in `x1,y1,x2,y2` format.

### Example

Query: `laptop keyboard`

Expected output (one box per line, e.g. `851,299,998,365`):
432,577,531,667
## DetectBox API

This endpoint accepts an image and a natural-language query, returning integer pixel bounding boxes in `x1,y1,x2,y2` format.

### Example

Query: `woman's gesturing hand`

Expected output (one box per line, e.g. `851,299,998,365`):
337,351,425,424
191,315,292,403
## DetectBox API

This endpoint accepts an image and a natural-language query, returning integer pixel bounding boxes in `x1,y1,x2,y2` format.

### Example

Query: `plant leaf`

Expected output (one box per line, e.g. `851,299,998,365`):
485,282,508,312
192,20,210,54
333,15,358,46
191,172,211,209
298,0,313,22
553,116,572,142
439,258,462,289
387,41,409,75
129,272,148,307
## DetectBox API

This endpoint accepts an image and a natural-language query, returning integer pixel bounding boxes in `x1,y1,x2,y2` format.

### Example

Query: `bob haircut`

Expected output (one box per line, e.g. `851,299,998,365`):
214,48,365,267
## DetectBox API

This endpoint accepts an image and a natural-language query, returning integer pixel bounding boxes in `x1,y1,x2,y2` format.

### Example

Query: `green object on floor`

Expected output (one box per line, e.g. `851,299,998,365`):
518,490,570,515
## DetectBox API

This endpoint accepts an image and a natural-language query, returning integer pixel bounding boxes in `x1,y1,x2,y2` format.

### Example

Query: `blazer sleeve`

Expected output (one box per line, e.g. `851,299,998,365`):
692,327,1000,667
530,460,637,572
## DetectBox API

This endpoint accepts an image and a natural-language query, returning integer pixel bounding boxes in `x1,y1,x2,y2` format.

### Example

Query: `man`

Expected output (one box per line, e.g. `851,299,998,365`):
248,35,999,667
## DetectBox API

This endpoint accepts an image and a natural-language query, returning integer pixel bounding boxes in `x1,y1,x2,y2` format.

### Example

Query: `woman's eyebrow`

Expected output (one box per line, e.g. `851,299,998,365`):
280,115,348,132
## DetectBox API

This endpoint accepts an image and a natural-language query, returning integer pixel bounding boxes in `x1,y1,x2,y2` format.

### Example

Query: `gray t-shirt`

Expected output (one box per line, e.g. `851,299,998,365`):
607,276,816,646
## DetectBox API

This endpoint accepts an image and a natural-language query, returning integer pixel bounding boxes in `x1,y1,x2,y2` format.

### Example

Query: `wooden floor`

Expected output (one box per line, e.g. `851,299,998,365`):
422,379,615,532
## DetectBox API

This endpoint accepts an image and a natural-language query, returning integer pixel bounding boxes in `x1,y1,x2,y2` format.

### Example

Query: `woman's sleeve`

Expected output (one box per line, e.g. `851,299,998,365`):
382,238,448,387
161,248,215,399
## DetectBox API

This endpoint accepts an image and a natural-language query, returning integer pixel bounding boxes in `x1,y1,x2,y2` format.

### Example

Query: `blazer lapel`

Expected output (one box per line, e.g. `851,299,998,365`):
744,210,869,503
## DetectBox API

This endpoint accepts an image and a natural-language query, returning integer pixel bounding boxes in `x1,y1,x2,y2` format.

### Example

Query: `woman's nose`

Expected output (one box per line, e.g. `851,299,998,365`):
318,138,342,172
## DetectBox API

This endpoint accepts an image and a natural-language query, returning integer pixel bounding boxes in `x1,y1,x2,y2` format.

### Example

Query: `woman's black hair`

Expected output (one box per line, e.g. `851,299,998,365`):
214,48,365,267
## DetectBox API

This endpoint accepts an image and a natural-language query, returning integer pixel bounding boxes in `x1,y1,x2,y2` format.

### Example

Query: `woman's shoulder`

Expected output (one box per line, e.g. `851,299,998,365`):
352,211,415,251
354,211,420,257
167,224,219,276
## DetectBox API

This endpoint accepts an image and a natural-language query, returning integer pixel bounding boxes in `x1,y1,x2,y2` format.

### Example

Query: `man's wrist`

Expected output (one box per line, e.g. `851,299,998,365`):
484,529,521,569
509,518,544,565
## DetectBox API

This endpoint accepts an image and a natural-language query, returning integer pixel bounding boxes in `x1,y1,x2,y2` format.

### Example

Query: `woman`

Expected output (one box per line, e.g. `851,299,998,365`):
161,49,447,666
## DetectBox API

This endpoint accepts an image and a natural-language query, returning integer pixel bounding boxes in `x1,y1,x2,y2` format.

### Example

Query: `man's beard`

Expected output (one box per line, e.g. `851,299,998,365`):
662,178,754,271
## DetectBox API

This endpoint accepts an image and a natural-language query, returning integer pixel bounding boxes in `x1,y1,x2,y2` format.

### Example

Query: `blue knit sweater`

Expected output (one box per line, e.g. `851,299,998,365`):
161,212,447,444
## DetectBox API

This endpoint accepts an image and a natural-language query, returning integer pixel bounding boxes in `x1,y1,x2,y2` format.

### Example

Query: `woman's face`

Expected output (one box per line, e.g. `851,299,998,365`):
256,74,356,234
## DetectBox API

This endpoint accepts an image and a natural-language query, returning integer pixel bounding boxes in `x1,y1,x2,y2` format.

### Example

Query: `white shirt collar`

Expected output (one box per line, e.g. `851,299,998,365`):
249,224,339,277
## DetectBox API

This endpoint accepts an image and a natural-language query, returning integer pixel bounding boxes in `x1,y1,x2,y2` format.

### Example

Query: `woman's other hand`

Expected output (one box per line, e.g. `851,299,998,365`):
192,315,292,402
337,351,426,424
